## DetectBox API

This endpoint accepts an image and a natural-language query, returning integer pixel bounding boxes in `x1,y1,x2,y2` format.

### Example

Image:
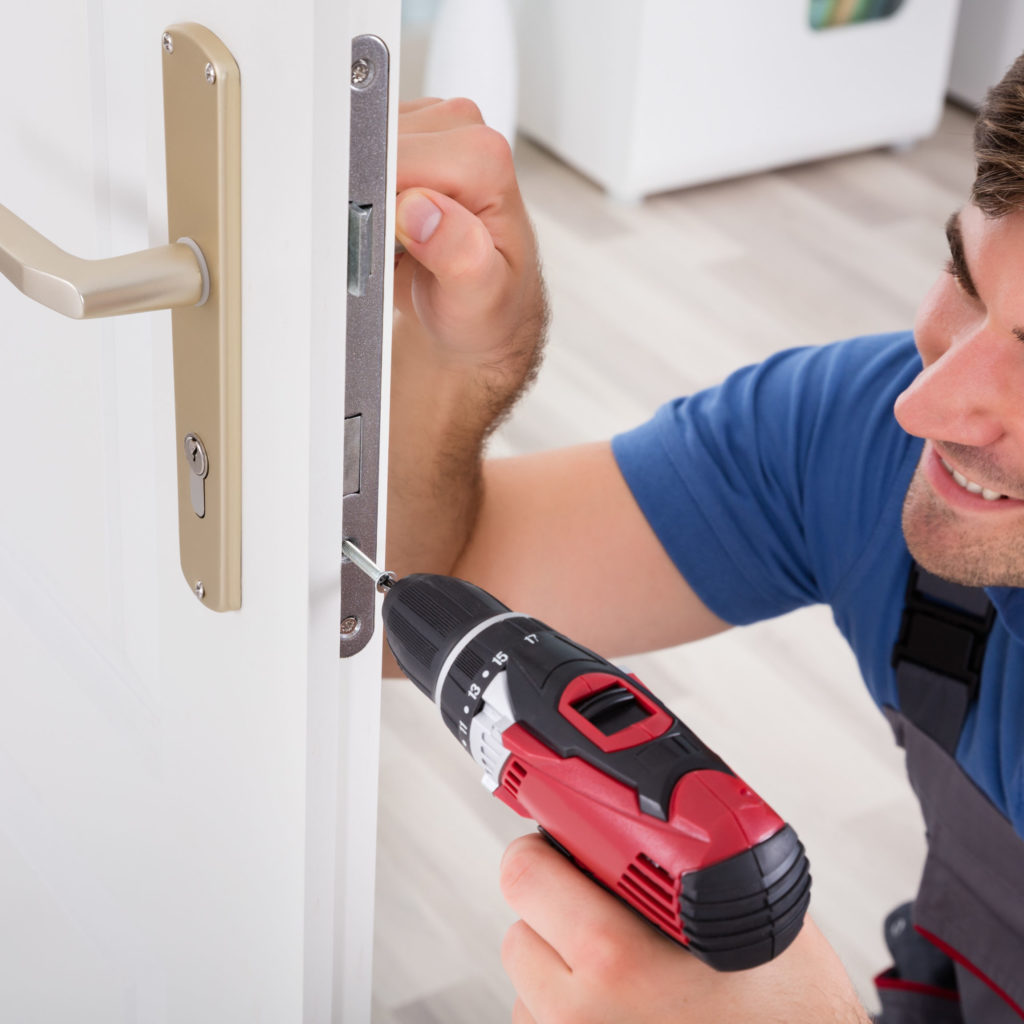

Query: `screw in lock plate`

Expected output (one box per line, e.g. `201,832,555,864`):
351,58,373,88
162,32,174,54
340,615,361,637
194,581,206,601
205,62,217,85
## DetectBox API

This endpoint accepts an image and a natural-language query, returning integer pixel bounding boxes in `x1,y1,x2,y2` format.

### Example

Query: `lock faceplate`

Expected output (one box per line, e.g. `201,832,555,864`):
340,34,390,657
163,24,242,611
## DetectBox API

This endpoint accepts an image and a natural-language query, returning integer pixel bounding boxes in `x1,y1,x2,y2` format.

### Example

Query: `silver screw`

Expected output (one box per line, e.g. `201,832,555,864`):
340,616,360,636
195,581,206,601
205,62,217,85
162,32,174,54
351,58,372,87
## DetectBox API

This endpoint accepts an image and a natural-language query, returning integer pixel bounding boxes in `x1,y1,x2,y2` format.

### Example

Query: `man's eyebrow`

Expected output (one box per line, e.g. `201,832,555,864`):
944,210,980,300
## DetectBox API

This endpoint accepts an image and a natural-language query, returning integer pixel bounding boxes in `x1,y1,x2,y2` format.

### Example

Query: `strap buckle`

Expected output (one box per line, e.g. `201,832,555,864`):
891,563,994,753
891,563,994,695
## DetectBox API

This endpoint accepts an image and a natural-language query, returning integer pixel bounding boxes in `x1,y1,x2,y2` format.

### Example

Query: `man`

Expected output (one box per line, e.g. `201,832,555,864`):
386,53,1024,1023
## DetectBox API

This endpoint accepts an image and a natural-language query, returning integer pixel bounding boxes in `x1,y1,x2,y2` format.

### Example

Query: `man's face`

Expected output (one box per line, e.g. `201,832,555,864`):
896,202,1024,587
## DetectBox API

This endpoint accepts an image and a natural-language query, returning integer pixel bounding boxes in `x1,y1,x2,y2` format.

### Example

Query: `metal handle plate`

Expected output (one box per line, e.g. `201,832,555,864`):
163,23,242,612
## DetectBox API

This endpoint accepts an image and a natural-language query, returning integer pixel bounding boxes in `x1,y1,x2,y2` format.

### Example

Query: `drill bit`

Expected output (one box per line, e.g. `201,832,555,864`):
342,538,396,593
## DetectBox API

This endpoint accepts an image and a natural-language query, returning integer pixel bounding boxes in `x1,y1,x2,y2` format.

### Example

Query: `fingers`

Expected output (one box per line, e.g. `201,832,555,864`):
392,95,544,367
500,834,657,973
398,96,443,116
399,96,485,133
393,184,517,360
398,123,518,213
398,99,511,215
395,95,532,290
502,919,571,1023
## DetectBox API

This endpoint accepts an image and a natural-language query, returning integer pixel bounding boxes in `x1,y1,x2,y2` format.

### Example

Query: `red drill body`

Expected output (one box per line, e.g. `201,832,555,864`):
380,571,810,972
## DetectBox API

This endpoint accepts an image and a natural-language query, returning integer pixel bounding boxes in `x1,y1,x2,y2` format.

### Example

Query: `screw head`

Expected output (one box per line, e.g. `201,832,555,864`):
194,581,206,601
162,32,174,54
340,615,360,636
205,62,217,85
351,58,372,88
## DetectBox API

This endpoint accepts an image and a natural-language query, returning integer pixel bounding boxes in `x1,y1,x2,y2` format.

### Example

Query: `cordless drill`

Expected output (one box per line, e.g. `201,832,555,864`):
343,541,810,972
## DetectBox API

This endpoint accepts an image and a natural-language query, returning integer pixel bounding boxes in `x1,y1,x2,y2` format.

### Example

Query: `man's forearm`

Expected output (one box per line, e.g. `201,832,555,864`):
386,306,545,580
386,311,485,579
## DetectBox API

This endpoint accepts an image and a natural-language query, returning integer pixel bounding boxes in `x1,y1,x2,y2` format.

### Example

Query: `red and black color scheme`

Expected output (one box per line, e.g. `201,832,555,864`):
383,573,811,972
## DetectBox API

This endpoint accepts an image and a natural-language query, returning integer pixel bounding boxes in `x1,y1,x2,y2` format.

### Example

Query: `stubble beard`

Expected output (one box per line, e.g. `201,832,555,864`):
901,466,1024,588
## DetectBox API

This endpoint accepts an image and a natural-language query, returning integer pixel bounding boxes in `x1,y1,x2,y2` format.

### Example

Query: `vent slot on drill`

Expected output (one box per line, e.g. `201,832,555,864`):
571,684,650,736
614,856,679,937
618,854,682,936
503,760,528,798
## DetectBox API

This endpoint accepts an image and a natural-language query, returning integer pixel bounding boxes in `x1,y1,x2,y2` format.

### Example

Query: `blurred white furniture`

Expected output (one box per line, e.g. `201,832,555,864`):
515,0,961,201
948,0,1024,109
424,0,518,146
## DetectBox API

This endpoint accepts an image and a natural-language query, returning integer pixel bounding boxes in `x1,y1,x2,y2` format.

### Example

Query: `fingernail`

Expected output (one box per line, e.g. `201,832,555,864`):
397,192,442,244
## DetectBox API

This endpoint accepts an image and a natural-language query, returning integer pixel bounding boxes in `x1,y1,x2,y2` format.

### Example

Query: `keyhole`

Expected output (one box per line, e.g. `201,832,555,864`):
184,433,209,518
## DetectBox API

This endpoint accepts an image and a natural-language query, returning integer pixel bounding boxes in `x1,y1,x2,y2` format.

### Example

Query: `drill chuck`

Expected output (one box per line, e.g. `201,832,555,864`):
382,573,529,702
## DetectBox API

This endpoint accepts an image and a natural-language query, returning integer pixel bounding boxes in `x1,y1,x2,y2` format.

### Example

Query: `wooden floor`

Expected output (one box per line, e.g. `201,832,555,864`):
372,103,978,1021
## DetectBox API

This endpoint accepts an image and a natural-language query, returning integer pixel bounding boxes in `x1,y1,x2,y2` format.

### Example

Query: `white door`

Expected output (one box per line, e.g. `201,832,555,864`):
0,1,398,1021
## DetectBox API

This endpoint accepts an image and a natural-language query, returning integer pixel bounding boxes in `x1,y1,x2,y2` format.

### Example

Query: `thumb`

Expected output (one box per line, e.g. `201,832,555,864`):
395,189,443,246
395,187,501,294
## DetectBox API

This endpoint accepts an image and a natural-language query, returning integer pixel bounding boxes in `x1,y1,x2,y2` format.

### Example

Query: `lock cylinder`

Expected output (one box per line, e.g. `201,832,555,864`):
184,433,209,518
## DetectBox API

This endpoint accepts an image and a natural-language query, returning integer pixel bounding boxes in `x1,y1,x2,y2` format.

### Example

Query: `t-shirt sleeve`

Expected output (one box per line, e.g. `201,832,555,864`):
611,333,921,626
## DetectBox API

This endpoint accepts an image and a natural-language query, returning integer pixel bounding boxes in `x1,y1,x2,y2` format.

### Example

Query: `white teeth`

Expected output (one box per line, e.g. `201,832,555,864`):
939,456,1007,500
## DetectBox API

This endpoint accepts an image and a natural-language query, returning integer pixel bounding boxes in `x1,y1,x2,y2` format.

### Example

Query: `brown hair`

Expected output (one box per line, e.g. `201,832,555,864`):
972,52,1024,216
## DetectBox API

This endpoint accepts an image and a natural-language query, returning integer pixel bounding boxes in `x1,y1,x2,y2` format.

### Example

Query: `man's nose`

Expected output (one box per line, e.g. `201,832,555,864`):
894,329,1012,448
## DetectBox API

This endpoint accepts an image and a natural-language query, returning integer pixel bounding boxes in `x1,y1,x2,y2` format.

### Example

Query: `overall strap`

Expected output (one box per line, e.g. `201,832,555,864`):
890,562,995,754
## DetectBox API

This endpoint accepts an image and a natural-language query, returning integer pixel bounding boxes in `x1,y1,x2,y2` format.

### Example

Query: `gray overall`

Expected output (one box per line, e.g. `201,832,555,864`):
874,567,1024,1023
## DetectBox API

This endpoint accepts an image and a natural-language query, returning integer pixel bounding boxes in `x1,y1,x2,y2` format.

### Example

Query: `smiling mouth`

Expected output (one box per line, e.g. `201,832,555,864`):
938,455,1008,501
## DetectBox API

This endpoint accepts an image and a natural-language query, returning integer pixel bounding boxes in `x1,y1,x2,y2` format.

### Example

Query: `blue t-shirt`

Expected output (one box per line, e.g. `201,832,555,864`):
612,331,1024,837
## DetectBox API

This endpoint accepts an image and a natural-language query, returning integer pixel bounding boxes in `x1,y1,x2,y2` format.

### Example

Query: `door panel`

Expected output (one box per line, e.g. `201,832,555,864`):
0,9,112,642
0,1,398,1020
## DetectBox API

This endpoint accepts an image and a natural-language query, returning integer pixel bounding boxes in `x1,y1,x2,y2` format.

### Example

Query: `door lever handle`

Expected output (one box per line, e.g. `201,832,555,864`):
0,203,208,319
